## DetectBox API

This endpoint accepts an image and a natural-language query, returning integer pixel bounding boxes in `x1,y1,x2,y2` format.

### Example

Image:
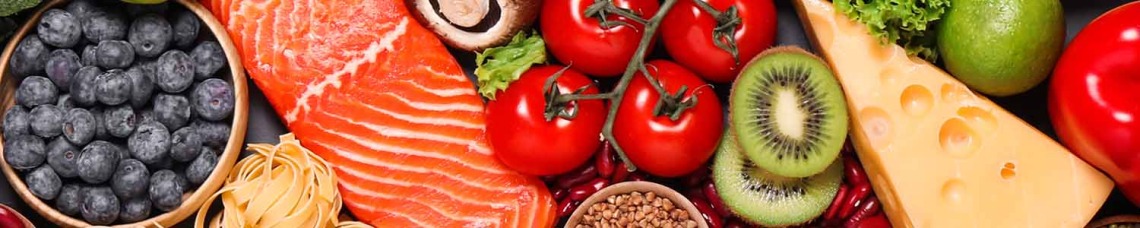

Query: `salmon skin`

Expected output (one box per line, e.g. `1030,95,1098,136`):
200,0,556,226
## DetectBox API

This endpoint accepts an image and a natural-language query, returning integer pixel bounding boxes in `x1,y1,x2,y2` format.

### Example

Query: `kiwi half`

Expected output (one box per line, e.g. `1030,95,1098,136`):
729,46,848,178
712,129,842,226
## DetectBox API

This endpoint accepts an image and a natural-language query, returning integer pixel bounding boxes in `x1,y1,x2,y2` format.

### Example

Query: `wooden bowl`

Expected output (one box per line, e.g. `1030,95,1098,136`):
0,0,249,227
0,203,35,228
566,181,709,228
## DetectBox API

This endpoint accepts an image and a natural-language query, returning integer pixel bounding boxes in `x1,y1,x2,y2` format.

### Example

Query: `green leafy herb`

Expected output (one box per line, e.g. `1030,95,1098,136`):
834,0,950,62
475,31,547,100
0,0,40,17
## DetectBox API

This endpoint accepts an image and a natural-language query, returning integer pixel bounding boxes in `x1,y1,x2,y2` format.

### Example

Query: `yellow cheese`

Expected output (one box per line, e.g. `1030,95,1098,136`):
792,0,1114,227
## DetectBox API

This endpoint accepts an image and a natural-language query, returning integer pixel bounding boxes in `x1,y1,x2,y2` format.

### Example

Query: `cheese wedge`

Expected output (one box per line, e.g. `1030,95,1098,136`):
792,0,1114,227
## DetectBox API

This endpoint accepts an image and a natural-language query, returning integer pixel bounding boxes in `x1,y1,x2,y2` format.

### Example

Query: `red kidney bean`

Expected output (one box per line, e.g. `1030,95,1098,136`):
840,184,873,219
541,175,558,183
825,184,850,220
569,178,610,201
702,181,732,217
690,198,724,228
684,167,711,188
844,197,883,228
844,157,868,186
611,162,631,183
723,217,747,228
557,165,598,189
850,213,891,228
552,188,568,201
628,173,649,182
842,141,855,155
596,142,616,178
557,197,578,217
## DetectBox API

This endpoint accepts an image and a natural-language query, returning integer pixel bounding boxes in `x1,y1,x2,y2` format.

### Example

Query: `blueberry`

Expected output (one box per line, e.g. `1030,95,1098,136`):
89,107,109,140
78,140,120,183
134,59,157,82
3,106,31,138
169,10,199,48
95,69,132,106
9,36,49,77
83,11,127,43
128,121,170,166
126,67,154,108
81,186,120,225
46,137,80,178
192,120,230,148
155,50,194,93
26,165,62,200
3,135,45,171
104,105,137,138
153,94,190,130
191,79,234,121
128,14,172,58
16,76,58,108
95,40,135,69
137,107,157,124
80,45,98,67
149,169,185,212
185,147,217,186
65,0,100,24
111,159,150,199
148,156,173,171
126,2,168,17
169,126,202,162
119,197,151,223
71,66,102,107
37,9,82,48
45,49,81,92
56,184,85,216
190,41,226,80
63,108,97,145
57,94,76,110
29,104,65,138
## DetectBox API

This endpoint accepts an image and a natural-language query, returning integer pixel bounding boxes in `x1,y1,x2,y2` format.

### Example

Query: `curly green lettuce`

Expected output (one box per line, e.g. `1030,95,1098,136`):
0,0,40,17
834,0,950,62
474,31,547,100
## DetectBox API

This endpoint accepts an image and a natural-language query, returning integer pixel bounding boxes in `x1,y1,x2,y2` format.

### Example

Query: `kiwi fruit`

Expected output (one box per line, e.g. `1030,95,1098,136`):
729,46,849,178
712,129,842,226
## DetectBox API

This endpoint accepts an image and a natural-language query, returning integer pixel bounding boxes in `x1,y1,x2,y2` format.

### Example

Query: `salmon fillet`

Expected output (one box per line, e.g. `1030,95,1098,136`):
199,0,556,226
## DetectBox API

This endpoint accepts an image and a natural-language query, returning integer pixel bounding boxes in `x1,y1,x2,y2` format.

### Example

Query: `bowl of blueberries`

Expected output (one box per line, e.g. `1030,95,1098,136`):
0,0,248,227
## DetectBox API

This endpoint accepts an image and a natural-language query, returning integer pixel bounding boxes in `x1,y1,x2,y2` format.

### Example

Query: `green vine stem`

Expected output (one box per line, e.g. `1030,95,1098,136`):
691,0,743,64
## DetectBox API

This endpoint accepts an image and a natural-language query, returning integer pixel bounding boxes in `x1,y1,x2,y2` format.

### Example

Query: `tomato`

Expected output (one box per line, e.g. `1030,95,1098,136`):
1048,1,1140,205
661,0,777,83
486,66,607,176
541,0,660,77
613,60,723,177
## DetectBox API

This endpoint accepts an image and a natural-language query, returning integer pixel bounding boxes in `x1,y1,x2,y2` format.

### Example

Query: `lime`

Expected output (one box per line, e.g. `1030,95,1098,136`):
937,0,1065,97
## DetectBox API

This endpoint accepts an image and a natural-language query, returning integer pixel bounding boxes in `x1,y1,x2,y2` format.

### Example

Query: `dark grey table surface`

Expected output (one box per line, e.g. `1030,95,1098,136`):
3,0,1139,227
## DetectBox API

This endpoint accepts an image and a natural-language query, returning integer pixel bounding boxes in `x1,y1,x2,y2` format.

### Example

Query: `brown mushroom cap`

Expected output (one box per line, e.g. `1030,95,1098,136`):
407,0,540,51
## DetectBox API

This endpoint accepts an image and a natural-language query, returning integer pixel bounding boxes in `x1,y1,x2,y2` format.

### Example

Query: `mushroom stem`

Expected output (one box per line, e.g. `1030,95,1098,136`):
439,0,489,27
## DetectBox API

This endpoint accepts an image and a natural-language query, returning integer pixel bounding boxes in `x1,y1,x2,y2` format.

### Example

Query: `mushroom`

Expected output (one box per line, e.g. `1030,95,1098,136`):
407,0,540,51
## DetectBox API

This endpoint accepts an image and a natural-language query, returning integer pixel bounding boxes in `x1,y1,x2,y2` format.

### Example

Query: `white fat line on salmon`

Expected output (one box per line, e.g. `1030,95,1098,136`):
423,65,472,82
311,124,508,175
401,79,477,97
340,197,435,227
285,18,410,123
370,92,484,112
306,139,512,191
356,102,482,130
321,110,479,147
333,168,505,225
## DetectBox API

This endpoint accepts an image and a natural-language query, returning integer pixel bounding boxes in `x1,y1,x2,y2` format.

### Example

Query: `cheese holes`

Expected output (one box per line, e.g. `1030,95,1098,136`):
939,118,979,158
900,85,933,117
1000,162,1016,180
858,107,893,149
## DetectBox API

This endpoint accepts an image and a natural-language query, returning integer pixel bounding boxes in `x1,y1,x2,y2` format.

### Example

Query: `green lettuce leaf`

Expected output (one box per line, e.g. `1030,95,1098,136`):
475,31,548,100
0,0,40,17
834,0,950,62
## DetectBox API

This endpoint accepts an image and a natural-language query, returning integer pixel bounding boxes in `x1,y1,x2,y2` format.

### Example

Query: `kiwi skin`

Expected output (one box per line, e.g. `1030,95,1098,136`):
729,46,849,178
712,128,843,227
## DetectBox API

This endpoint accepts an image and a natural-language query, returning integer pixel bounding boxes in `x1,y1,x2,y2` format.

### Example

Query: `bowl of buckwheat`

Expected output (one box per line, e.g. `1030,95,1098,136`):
566,181,708,228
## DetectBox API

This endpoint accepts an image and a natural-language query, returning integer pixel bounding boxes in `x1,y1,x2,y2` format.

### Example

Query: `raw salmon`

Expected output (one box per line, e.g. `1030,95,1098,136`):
199,0,557,226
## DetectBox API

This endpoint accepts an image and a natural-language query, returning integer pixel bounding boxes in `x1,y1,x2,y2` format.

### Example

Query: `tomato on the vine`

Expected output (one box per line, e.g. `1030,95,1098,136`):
486,66,608,176
661,0,777,83
613,60,724,177
541,0,660,77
